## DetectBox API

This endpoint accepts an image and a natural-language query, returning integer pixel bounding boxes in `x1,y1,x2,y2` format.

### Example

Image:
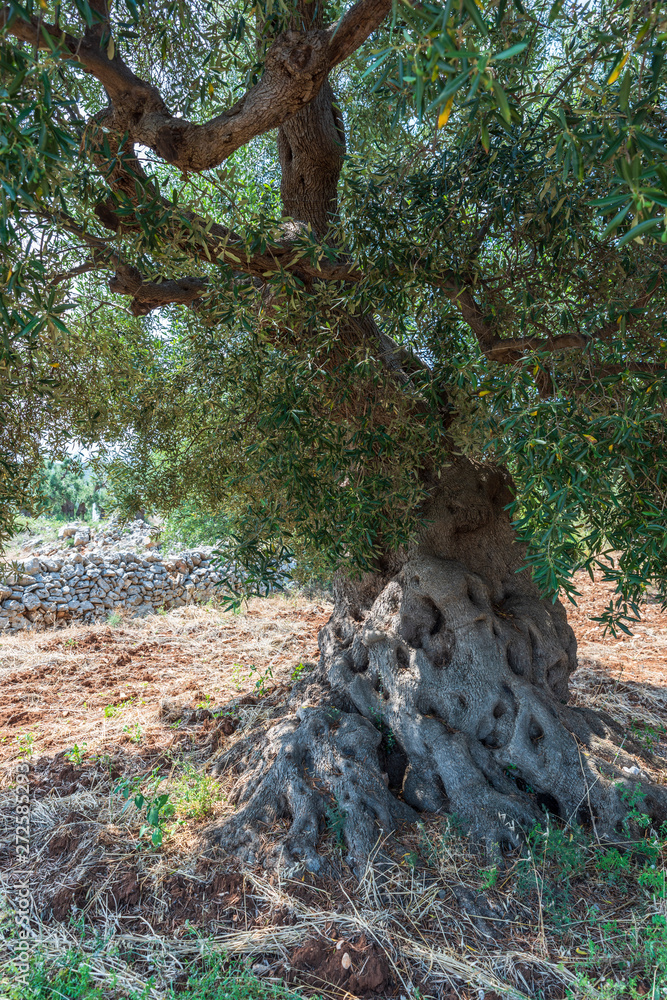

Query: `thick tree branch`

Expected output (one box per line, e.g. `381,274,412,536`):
441,276,660,367
326,0,392,67
49,261,102,287
0,8,161,105
37,204,361,286
452,287,496,353
2,0,391,174
109,266,207,316
486,332,589,361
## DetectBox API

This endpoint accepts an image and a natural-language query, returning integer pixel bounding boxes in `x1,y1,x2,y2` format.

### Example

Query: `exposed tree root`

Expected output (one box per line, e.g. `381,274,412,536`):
212,704,414,874
211,461,667,871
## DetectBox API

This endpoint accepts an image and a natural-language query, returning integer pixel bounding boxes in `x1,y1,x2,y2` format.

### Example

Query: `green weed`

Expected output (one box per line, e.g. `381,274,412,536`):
290,661,309,682
630,720,666,752
122,723,143,744
16,731,36,759
116,770,174,848
64,743,87,766
104,699,134,719
325,800,347,849
2,948,313,999
231,662,274,697
168,763,221,821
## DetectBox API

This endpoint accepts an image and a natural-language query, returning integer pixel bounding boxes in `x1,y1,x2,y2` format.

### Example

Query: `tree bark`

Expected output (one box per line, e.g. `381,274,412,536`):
212,458,667,873
276,0,345,236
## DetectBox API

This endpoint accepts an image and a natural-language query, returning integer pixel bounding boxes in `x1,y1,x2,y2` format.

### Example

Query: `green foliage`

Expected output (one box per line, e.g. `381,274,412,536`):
230,661,274,695
15,730,36,759
104,699,134,718
164,955,315,1000
417,811,667,990
159,500,232,552
4,949,313,1000
168,762,221,821
370,0,667,245
5,951,118,1000
64,743,88,766
1,0,667,627
325,799,347,849
631,721,666,752
122,722,143,743
117,770,175,847
37,458,107,519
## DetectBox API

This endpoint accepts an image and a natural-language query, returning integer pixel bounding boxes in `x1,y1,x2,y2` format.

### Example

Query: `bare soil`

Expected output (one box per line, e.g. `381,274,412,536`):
0,576,665,999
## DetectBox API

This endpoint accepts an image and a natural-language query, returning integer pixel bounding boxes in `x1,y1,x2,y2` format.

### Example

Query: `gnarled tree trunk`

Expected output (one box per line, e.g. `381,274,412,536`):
213,459,667,873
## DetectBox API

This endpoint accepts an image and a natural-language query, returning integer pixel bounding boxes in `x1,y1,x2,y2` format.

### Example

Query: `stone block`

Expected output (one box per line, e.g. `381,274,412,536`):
2,600,23,612
21,557,42,576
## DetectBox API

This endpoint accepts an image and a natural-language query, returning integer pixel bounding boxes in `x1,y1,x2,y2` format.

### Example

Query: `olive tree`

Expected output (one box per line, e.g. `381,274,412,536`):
3,0,667,870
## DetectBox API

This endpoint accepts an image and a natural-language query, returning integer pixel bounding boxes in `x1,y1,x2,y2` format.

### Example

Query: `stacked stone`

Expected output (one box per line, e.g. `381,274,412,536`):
0,545,228,632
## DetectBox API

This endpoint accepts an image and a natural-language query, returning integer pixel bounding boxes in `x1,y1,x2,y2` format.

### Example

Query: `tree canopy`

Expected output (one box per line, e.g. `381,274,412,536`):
2,0,667,629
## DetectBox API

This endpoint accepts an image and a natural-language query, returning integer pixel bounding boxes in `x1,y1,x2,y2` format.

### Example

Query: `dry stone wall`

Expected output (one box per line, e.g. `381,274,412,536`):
0,520,230,632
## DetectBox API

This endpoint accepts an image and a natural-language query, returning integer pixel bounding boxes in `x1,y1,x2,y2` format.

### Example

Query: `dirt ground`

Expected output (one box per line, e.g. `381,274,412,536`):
0,575,666,999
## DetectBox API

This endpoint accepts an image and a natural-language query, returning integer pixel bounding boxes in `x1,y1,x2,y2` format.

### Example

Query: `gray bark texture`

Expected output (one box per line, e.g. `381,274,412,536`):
212,459,667,873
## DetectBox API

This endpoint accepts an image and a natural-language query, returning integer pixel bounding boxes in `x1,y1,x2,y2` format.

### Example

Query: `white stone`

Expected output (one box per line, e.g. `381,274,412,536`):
2,600,23,612
73,531,89,547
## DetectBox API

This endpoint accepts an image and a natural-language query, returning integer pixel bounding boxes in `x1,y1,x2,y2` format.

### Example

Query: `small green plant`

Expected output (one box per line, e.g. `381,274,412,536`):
325,799,347,849
252,663,273,698
617,781,652,834
231,662,274,697
369,708,396,751
595,847,631,884
290,660,309,682
122,723,143,743
104,698,134,719
16,731,35,759
106,611,122,626
64,743,87,766
630,720,666,752
231,662,245,691
89,751,113,775
169,763,221,821
479,864,499,889
4,946,316,999
4,949,112,999
117,770,174,847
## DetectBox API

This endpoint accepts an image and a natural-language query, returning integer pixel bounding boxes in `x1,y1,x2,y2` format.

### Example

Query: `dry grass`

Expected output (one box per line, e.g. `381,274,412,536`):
0,596,328,766
0,576,666,999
